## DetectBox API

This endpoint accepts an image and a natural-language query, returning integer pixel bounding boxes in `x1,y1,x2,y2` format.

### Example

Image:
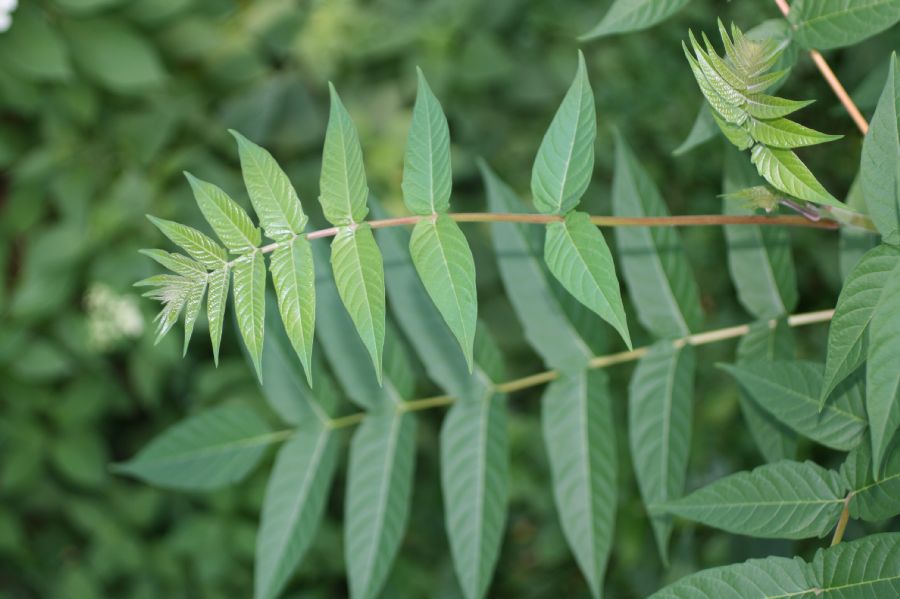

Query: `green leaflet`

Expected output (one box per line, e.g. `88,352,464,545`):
683,45,747,126
580,0,690,40
441,394,508,599
231,130,308,241
746,117,841,149
744,95,815,120
629,343,694,566
185,172,261,253
867,270,900,477
530,51,596,216
330,224,386,383
136,274,190,343
113,402,274,491
712,111,754,150
409,215,477,371
482,161,595,371
839,177,880,280
612,133,703,338
841,443,900,521
233,252,266,382
662,461,845,539
720,361,867,451
147,215,227,269
650,533,900,598
345,409,417,599
860,53,900,244
402,68,452,215
543,370,616,598
791,0,900,50
254,424,339,599
181,277,206,355
138,249,206,278
722,148,799,319
269,236,316,387
750,144,840,206
821,244,900,404
735,319,799,463
206,265,230,366
544,211,631,348
320,84,369,226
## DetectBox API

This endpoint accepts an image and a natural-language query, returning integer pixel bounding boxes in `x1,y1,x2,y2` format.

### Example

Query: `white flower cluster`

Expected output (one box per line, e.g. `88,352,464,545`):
85,283,145,352
0,0,17,33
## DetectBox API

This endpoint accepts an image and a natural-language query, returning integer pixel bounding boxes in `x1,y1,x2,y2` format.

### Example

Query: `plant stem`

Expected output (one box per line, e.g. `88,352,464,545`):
326,309,835,429
773,0,870,135
831,493,853,546
257,212,839,255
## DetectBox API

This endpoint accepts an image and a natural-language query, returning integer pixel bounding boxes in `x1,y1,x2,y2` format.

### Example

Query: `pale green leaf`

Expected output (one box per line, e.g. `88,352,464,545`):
746,117,841,149
482,161,594,371
612,133,703,338
662,461,845,539
720,361,867,451
182,278,206,356
114,403,274,490
791,0,900,50
723,148,799,319
207,265,230,366
860,53,900,244
648,555,815,599
402,68,452,215
233,252,266,382
147,215,227,270
822,244,900,403
629,344,694,566
330,225,385,383
580,0,690,40
841,443,900,521
750,144,841,206
185,172,261,253
867,269,900,476
744,95,815,120
544,211,631,348
137,274,191,343
530,51,596,215
409,215,477,370
231,130,308,240
255,424,339,599
139,249,206,278
689,32,745,107
270,237,316,387
712,111,755,150
441,395,508,599
320,84,369,225
683,44,748,126
543,369,616,597
345,409,417,599
735,319,799,463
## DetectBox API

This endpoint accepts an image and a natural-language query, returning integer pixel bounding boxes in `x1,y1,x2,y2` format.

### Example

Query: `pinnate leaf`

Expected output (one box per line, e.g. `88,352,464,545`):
531,51,596,215
544,211,631,348
402,68,452,215
581,0,690,40
233,252,266,382
270,237,316,387
185,172,261,252
409,215,477,371
114,402,274,491
320,84,369,225
861,53,900,244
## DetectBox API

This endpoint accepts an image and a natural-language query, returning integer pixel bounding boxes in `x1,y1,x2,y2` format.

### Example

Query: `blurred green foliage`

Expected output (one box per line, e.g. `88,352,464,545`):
0,0,895,597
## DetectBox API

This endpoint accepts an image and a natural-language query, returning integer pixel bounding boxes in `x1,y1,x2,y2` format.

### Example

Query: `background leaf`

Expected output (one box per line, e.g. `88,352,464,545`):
581,0,691,40
791,0,900,50
402,68,452,215
866,269,900,476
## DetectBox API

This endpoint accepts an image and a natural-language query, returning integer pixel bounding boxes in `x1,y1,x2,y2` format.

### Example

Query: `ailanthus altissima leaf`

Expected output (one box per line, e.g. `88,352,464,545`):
136,274,191,343
662,461,845,539
531,51,596,216
114,403,274,491
648,555,815,599
233,252,266,382
867,270,900,477
181,278,206,355
331,225,386,383
580,0,690,40
402,68,452,216
860,53,900,244
441,395,508,599
720,361,867,451
409,215,477,370
746,117,842,149
791,0,900,50
139,249,206,278
185,172,261,253
345,409,417,599
207,265,230,366
821,244,900,404
750,144,841,206
629,344,694,565
841,443,900,522
269,236,316,387
255,424,339,599
147,215,227,269
320,84,369,226
612,133,703,338
811,533,900,596
231,130,308,240
743,95,815,121
544,212,631,348
543,370,616,598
